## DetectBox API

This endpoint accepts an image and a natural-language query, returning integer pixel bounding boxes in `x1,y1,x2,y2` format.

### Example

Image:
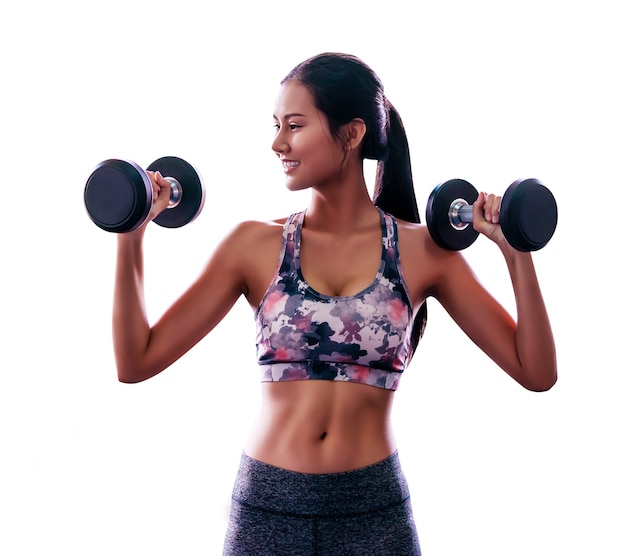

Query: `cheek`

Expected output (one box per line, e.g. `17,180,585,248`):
286,132,346,186
309,137,346,168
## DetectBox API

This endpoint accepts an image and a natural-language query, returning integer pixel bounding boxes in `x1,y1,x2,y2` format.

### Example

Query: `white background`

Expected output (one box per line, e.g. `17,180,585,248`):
1,1,624,554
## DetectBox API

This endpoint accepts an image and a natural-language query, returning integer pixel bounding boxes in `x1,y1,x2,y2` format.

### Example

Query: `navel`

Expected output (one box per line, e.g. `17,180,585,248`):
319,431,328,441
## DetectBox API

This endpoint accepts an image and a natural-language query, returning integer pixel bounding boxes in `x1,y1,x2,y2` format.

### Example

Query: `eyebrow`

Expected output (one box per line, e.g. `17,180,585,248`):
273,112,307,120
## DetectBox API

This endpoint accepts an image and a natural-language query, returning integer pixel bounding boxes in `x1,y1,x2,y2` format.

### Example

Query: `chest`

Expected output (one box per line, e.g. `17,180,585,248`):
298,228,383,297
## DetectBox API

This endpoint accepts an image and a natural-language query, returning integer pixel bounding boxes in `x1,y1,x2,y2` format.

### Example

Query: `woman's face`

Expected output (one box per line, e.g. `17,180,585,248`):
272,80,346,192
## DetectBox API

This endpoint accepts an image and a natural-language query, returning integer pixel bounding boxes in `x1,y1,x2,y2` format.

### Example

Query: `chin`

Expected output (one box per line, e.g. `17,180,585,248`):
285,179,312,192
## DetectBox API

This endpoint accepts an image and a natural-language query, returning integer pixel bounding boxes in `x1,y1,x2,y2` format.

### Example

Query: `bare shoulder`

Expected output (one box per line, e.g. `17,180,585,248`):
394,219,430,249
228,217,287,241
210,217,283,255
216,217,288,307
395,218,451,265
394,217,473,300
397,217,471,261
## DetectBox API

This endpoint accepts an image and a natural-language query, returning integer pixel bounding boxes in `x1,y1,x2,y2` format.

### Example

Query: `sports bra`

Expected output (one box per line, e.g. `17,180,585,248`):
255,208,415,391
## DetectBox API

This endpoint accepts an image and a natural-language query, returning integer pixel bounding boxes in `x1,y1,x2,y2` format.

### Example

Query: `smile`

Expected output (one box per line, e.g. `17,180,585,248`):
282,160,300,173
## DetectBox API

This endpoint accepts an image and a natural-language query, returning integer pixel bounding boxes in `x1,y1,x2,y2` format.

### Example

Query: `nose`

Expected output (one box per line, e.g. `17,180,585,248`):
272,127,289,156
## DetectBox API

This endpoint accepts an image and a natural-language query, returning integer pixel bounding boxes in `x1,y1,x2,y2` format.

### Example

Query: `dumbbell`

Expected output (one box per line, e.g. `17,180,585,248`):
426,178,558,252
84,156,205,232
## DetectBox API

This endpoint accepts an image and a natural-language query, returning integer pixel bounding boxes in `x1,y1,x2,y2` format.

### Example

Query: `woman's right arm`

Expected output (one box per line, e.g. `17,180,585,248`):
113,172,246,383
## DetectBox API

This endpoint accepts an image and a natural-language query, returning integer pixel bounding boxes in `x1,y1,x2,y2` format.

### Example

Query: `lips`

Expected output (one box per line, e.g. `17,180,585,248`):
282,160,300,173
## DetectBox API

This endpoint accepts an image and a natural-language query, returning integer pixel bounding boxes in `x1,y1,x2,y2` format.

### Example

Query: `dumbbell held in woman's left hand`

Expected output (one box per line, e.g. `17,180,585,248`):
425,178,558,251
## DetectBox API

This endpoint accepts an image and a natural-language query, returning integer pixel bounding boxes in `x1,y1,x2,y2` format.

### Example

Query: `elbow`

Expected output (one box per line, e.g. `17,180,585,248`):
117,369,144,384
522,367,558,393
116,359,165,383
115,349,152,383
118,374,143,384
526,378,557,392
116,362,151,384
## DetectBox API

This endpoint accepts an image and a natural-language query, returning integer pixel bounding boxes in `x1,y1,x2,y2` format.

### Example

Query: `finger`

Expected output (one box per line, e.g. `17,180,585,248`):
482,193,492,223
483,193,500,223
473,191,486,223
154,171,170,187
145,170,161,196
155,172,171,198
146,170,158,186
491,195,502,224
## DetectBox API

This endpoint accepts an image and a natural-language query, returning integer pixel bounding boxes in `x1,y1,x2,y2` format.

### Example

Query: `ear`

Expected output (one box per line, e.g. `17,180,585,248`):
344,118,367,151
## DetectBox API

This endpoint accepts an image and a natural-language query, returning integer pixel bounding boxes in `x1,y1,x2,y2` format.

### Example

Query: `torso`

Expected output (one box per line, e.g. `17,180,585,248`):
245,381,395,473
237,210,440,473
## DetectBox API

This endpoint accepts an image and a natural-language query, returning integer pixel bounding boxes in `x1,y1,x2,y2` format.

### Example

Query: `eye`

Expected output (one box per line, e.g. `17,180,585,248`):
273,121,302,133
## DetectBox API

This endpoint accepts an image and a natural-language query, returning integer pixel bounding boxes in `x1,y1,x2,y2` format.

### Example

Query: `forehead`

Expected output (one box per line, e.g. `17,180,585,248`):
273,80,317,118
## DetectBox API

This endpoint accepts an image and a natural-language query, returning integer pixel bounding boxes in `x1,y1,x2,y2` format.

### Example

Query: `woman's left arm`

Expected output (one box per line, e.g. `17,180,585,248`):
432,192,557,391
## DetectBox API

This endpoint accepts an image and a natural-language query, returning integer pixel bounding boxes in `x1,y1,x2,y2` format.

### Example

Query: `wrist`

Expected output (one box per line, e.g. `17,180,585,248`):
500,240,533,268
117,226,147,247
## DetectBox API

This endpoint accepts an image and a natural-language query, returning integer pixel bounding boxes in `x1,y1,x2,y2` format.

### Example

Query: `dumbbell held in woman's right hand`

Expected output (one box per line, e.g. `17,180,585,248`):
425,178,558,251
84,156,205,233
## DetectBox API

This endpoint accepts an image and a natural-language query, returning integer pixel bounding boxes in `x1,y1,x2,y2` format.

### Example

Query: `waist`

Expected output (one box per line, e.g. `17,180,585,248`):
231,450,410,517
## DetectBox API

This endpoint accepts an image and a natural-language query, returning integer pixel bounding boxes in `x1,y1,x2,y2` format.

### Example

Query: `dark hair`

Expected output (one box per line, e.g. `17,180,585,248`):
282,52,427,352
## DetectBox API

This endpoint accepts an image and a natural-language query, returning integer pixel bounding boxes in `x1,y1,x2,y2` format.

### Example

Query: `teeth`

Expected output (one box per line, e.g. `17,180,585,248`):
283,161,300,168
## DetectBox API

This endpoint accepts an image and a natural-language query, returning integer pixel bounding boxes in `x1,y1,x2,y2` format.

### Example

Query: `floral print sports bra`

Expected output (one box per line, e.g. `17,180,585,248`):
255,208,415,391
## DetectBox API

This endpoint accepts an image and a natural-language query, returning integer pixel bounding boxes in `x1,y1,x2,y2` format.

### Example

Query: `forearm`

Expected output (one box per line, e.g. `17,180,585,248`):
502,246,557,391
113,231,153,382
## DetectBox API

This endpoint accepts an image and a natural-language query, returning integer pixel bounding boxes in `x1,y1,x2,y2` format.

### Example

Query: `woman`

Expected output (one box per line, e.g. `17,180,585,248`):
113,53,557,555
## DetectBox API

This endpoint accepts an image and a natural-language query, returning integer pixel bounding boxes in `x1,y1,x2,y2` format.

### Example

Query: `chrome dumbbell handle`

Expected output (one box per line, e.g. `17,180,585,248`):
162,177,183,209
448,199,474,230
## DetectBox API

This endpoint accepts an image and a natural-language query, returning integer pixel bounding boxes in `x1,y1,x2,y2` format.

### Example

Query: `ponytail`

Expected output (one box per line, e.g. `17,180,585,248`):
373,101,427,353
373,101,420,224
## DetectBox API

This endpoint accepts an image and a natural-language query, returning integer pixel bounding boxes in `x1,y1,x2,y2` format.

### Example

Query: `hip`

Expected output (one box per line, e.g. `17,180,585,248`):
223,451,421,555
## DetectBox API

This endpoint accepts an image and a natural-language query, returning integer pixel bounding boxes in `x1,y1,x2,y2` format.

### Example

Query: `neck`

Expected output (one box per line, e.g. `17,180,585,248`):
306,169,379,233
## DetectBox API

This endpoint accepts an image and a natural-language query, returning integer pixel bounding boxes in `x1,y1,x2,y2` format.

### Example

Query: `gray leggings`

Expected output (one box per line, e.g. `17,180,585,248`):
223,451,421,555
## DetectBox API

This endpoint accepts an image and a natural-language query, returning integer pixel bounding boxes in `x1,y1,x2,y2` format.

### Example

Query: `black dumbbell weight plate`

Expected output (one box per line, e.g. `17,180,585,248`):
500,179,558,251
147,156,205,228
426,178,479,251
84,159,152,233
